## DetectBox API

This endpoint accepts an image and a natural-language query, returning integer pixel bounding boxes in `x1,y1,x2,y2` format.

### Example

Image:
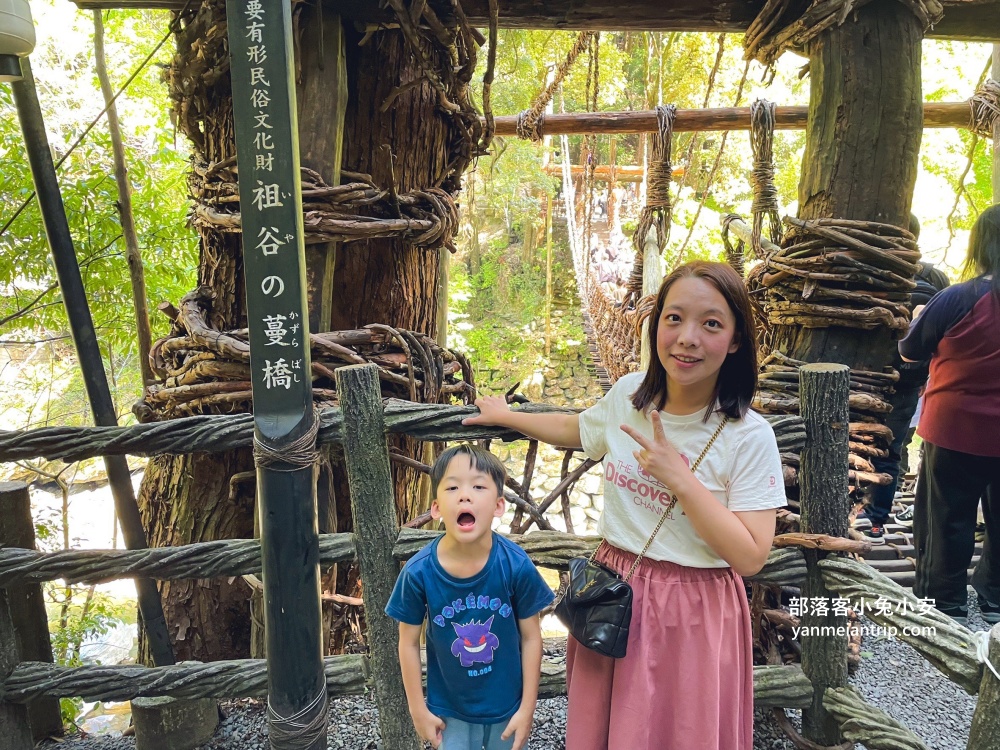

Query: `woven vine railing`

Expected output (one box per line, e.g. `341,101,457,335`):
0,400,805,471
0,528,804,589
2,370,998,750
0,524,993,736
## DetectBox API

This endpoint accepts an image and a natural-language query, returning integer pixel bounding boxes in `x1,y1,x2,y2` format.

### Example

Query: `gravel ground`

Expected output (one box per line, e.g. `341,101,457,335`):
847,587,991,750
37,588,994,750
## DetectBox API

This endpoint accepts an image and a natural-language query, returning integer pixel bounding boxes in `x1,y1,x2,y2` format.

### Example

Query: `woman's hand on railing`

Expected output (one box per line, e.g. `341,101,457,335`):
462,395,512,426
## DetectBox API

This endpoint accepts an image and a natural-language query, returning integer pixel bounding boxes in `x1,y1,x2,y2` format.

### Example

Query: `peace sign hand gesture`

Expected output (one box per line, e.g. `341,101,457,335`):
620,411,694,496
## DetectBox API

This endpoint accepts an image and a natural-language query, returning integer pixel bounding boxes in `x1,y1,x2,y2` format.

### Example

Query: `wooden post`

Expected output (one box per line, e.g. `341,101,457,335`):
226,2,327,747
968,622,1000,750
297,9,347,337
0,482,56,747
335,364,420,750
798,364,850,744
0,590,33,750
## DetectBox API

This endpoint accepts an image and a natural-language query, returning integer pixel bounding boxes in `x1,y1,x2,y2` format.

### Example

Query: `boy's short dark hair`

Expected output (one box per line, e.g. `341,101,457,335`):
430,444,507,498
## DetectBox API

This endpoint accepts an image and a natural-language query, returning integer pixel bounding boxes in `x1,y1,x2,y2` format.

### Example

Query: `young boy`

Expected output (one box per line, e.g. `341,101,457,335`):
386,444,554,750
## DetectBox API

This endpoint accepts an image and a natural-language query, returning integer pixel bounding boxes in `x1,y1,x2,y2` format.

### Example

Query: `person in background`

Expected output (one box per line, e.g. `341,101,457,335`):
862,215,950,543
899,205,1000,625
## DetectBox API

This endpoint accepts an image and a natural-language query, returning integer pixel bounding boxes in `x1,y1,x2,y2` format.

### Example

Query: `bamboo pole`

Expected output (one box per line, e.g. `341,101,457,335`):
492,101,973,137
92,10,155,387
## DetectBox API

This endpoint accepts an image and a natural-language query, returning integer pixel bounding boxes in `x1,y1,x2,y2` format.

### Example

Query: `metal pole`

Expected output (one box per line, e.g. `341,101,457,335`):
225,1,326,747
10,57,175,667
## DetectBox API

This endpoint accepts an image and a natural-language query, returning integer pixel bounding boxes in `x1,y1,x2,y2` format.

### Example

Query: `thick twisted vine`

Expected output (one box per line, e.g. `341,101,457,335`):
189,162,460,251
515,31,595,141
0,528,805,593
0,655,369,704
139,289,474,421
819,556,983,694
969,77,1000,139
755,350,897,490
744,0,943,68
381,0,498,187
0,653,806,708
0,534,356,586
759,217,917,332
823,686,930,750
0,400,802,464
624,105,676,306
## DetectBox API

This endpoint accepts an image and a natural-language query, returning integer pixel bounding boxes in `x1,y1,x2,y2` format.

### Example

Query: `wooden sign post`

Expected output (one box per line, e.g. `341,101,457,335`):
225,1,327,747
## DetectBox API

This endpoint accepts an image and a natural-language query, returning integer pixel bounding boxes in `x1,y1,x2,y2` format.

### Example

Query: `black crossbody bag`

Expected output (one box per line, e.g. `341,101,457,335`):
555,416,728,658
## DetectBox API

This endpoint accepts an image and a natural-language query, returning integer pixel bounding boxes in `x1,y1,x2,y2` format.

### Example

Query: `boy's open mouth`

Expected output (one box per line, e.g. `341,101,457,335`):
457,512,476,529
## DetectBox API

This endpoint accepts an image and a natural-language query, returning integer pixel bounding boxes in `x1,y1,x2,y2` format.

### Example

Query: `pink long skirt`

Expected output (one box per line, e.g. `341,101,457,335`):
565,543,754,750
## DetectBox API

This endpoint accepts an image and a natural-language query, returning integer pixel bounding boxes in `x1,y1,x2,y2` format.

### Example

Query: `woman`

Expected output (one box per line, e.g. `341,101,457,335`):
464,261,785,748
900,205,1000,625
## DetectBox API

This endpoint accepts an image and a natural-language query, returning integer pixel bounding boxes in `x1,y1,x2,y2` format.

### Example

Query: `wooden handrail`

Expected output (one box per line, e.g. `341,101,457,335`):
492,101,972,137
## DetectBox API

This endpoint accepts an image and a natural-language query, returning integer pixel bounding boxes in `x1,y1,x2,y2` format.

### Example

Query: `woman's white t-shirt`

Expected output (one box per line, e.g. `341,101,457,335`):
578,371,787,568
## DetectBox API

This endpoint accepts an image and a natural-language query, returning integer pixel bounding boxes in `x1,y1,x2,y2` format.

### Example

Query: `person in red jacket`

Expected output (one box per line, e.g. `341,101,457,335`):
899,205,1000,626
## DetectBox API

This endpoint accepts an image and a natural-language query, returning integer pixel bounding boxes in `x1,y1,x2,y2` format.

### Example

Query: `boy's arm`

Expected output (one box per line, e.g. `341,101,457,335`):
398,622,445,748
501,615,543,750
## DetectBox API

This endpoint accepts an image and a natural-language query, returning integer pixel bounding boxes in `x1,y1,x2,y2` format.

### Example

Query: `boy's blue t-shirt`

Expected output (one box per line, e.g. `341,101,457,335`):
385,533,555,724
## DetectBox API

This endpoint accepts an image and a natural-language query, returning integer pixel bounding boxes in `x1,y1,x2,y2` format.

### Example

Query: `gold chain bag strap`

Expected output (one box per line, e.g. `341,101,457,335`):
556,414,729,658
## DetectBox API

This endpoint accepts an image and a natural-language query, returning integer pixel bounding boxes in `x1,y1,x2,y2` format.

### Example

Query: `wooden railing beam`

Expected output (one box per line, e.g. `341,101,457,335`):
492,102,972,137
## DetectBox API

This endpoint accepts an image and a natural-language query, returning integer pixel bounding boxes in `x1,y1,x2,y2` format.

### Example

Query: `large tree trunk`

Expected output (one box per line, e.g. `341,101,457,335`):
140,0,344,662
333,27,449,525
139,5,450,661
775,0,922,373
137,1,252,664
778,1,923,743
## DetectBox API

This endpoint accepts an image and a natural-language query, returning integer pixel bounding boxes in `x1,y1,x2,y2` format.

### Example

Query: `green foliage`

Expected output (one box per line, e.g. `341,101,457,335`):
449,223,583,387
45,588,133,665
0,2,198,432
